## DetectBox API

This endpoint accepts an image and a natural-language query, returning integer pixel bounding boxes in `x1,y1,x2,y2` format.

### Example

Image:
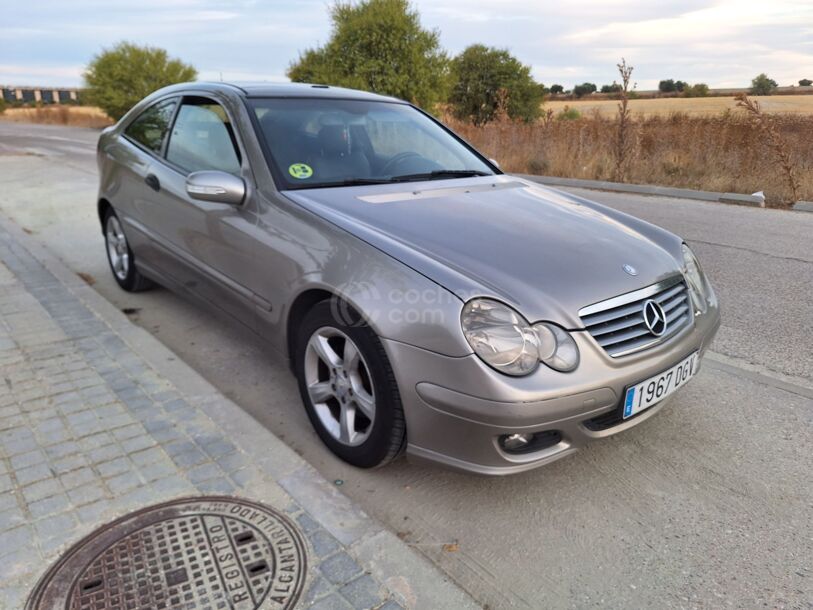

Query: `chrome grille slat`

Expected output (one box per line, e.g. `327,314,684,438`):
665,303,689,323
596,325,650,347
662,294,687,313
653,283,683,303
589,314,644,337
580,301,644,326
579,277,693,357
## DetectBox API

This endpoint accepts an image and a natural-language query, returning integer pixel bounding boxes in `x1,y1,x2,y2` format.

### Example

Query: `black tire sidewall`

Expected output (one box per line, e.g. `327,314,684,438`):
294,302,404,468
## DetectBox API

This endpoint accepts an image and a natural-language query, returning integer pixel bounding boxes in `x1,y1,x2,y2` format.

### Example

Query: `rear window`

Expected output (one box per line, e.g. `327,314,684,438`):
124,98,177,154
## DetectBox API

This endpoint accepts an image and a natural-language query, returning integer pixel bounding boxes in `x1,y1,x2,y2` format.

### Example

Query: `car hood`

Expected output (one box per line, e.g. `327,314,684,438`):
283,176,684,328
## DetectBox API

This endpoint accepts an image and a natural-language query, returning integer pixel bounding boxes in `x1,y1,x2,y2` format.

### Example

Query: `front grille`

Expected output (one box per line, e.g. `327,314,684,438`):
579,276,692,357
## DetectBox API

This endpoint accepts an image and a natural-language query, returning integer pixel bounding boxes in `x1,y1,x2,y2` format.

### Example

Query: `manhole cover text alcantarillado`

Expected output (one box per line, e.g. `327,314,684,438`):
26,497,308,610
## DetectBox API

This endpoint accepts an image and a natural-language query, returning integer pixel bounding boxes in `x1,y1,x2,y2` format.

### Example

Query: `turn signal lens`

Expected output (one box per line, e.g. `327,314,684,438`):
682,244,708,314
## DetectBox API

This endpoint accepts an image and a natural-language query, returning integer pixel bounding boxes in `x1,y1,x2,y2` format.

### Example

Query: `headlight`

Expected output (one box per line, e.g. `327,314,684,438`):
681,244,707,314
461,299,580,376
533,322,580,372
461,299,539,376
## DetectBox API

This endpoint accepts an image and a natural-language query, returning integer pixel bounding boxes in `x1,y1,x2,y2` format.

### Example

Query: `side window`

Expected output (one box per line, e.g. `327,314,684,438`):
166,99,241,175
124,99,177,154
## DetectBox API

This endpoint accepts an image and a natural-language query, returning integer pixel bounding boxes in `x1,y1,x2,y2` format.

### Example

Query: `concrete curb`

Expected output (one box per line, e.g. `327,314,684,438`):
517,174,767,208
0,215,480,610
793,201,813,213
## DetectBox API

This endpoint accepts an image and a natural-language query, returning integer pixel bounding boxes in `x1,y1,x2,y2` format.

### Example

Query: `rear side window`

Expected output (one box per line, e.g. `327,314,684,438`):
124,99,177,153
166,98,241,175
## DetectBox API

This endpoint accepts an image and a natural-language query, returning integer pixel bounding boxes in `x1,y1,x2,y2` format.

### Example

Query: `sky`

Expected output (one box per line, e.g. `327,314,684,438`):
2,0,813,90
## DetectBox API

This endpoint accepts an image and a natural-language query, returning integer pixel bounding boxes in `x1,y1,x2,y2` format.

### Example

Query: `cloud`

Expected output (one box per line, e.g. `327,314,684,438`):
2,0,812,89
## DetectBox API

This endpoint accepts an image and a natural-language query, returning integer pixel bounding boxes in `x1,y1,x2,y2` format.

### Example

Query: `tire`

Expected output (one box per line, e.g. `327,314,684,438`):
103,208,153,292
294,301,406,468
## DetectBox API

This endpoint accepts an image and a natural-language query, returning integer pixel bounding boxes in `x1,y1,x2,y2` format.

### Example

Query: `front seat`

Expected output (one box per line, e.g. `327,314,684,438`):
313,125,370,180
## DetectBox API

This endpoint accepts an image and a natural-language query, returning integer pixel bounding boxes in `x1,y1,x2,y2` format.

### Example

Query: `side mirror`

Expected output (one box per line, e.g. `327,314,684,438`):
186,171,245,205
488,158,501,169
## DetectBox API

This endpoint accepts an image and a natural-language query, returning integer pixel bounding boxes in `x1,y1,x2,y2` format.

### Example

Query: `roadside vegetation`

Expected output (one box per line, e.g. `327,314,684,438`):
0,106,111,128
445,106,812,206
4,0,810,205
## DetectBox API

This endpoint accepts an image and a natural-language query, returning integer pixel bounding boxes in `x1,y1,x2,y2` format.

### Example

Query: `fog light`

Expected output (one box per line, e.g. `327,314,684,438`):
500,433,533,452
499,431,564,455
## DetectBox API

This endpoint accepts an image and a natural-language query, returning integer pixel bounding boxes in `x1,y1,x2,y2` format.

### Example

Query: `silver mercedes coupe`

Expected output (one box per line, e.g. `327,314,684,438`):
97,82,720,475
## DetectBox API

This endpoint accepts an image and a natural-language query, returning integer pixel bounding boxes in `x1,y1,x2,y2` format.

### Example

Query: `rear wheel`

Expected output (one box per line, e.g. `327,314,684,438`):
294,301,406,468
103,208,152,292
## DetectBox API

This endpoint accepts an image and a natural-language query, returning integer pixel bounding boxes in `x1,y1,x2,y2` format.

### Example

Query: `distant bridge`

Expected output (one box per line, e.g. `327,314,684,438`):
1,86,81,104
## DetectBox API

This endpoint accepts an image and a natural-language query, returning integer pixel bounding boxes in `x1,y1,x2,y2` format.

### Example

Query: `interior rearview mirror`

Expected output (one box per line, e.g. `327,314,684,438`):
186,171,245,205
488,158,501,169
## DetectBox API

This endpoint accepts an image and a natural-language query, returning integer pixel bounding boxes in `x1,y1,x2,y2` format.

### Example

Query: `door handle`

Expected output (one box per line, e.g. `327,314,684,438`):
145,173,160,192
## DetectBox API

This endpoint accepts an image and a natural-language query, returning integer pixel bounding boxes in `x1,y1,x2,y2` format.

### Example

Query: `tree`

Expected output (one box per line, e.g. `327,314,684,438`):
448,44,542,125
83,42,196,120
287,0,447,109
658,79,676,93
600,83,622,94
750,73,778,95
799,78,812,87
549,84,564,94
684,83,709,97
675,80,688,92
572,82,597,98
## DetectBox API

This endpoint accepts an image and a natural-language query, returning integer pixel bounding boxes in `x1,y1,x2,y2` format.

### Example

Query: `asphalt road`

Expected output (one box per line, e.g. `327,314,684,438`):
1,121,811,609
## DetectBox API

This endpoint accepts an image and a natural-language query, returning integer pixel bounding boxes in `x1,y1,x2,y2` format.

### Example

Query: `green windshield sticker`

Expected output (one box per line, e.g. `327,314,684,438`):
288,163,313,179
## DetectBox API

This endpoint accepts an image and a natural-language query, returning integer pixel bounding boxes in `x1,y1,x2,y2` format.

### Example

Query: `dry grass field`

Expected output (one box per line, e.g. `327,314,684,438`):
447,111,813,206
543,94,813,117
0,106,112,128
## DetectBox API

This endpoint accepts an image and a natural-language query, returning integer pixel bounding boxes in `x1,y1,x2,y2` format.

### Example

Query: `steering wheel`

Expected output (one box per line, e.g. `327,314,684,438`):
380,151,424,176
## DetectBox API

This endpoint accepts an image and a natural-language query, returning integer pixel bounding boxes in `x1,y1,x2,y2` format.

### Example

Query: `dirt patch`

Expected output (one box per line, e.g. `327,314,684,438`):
76,272,96,285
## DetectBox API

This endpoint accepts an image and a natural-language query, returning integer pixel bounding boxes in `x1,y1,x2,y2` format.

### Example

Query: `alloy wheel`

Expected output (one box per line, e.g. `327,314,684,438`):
303,326,376,446
105,215,130,281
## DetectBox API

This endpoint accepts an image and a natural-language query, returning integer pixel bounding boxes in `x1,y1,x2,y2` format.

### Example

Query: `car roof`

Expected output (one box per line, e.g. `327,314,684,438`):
182,81,404,103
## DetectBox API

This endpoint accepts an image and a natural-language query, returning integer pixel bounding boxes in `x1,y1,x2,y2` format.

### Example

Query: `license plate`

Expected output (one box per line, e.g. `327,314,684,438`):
623,352,698,419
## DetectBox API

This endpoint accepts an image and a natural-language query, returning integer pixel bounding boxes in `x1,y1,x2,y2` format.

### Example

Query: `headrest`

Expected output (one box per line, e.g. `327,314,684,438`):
318,125,349,156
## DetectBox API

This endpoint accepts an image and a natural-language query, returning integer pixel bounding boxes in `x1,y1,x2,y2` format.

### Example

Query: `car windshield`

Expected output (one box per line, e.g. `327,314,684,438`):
249,97,496,189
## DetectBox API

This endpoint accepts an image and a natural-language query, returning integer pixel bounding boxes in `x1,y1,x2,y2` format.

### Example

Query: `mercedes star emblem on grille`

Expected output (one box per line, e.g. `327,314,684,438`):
642,299,667,336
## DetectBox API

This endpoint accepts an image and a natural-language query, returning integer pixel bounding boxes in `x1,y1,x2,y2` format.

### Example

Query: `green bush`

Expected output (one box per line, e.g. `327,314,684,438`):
573,82,597,98
750,73,778,96
658,79,676,93
287,0,448,109
684,83,709,97
549,84,564,94
83,42,197,120
799,78,812,87
600,83,622,94
0,97,6,115
448,44,542,125
556,106,581,121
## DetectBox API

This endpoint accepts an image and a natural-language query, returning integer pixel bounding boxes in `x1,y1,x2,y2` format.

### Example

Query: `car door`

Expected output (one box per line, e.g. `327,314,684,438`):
139,94,266,331
113,96,179,267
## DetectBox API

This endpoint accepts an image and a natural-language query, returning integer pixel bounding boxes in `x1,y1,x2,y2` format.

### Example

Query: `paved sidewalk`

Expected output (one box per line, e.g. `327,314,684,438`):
0,216,477,610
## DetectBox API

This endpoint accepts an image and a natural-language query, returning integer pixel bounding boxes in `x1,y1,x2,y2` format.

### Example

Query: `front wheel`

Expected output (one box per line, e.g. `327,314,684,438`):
103,208,152,292
294,301,406,468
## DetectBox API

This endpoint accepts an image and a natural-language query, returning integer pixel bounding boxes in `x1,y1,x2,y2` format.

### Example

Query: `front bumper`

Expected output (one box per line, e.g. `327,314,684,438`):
383,305,721,475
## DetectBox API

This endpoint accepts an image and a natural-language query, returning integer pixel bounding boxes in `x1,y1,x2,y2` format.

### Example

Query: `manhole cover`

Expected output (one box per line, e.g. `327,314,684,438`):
27,497,307,610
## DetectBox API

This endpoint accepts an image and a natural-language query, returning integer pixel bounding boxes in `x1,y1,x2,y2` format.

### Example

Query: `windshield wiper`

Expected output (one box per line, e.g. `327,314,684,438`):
390,169,492,182
296,178,399,189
